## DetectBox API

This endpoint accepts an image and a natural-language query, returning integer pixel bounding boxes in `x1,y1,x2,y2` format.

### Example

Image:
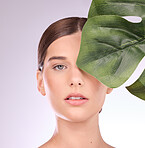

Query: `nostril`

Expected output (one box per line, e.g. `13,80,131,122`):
70,82,82,86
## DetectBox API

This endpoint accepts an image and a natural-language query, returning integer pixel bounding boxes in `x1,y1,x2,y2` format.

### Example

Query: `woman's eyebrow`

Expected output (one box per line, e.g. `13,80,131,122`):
48,56,67,62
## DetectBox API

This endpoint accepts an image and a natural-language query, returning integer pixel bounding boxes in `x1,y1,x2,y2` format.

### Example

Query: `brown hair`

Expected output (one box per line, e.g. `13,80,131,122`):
37,17,87,71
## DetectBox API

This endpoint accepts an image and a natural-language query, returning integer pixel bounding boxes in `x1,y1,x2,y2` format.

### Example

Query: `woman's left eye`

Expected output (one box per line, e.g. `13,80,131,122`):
53,65,67,71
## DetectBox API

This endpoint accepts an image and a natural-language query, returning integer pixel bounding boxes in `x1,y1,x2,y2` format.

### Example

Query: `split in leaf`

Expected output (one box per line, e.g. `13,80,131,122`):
126,69,145,100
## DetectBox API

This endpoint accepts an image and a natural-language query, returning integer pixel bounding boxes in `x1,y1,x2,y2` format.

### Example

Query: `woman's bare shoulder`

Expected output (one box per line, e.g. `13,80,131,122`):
38,142,54,148
38,138,57,148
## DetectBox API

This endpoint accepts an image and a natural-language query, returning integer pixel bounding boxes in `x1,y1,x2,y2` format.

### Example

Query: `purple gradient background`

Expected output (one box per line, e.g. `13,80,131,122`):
0,0,145,148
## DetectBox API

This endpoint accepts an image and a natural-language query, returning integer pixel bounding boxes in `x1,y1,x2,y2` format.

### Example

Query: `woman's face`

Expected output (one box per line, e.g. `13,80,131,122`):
37,31,113,122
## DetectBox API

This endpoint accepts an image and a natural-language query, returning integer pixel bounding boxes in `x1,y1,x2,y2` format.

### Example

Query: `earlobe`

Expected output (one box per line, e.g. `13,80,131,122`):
106,87,113,94
36,70,46,96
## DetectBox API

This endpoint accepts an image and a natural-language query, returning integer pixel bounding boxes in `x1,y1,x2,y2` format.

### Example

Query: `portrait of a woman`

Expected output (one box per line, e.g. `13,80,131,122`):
36,17,114,148
1,0,145,147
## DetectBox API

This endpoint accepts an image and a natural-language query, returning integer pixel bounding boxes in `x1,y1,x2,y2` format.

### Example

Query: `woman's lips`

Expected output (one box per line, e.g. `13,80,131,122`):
65,99,88,105
64,93,88,100
64,93,88,106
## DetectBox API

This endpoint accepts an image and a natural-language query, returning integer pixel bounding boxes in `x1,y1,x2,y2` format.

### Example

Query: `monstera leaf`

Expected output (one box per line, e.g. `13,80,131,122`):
126,69,145,100
88,0,145,18
76,0,145,99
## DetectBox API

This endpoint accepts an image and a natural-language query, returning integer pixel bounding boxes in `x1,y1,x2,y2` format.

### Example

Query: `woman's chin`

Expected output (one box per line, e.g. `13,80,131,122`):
55,111,98,123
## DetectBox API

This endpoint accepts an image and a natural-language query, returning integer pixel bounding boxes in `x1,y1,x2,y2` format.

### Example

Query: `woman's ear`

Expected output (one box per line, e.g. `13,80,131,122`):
106,87,113,94
36,70,46,96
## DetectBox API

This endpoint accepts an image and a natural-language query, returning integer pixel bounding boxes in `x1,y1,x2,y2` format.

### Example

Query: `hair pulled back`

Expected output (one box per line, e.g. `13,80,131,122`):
37,17,87,71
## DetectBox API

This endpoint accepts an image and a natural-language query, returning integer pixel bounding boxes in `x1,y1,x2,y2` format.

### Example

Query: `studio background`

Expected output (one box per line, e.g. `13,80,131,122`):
0,0,145,148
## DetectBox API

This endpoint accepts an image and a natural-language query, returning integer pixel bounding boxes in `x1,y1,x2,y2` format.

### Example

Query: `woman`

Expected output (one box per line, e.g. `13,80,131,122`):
37,17,114,148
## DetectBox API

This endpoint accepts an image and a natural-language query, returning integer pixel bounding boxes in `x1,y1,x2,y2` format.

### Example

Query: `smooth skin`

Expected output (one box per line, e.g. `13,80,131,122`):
37,31,114,148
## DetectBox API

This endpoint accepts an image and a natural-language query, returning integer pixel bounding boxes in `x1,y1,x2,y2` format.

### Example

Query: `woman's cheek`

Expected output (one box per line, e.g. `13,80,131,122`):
44,72,65,93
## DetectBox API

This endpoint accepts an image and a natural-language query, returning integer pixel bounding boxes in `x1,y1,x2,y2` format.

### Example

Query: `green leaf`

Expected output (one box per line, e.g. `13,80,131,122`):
76,0,145,100
126,69,145,100
88,0,145,18
76,15,145,88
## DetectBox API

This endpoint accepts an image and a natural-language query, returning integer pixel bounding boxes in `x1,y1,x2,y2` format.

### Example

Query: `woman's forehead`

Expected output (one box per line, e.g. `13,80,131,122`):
46,32,81,58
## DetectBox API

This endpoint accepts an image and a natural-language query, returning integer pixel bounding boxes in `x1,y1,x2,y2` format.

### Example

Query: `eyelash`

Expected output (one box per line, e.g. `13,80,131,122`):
53,64,67,71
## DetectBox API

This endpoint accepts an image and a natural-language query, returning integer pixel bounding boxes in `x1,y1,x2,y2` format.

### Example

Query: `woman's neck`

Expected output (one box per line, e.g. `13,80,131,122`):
47,113,114,148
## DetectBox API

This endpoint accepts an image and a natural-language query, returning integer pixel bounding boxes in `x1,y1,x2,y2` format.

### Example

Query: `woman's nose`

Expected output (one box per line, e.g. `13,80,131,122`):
69,67,85,87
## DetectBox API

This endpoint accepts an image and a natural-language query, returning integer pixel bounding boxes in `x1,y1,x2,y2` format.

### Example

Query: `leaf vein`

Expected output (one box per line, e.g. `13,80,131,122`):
92,37,145,61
